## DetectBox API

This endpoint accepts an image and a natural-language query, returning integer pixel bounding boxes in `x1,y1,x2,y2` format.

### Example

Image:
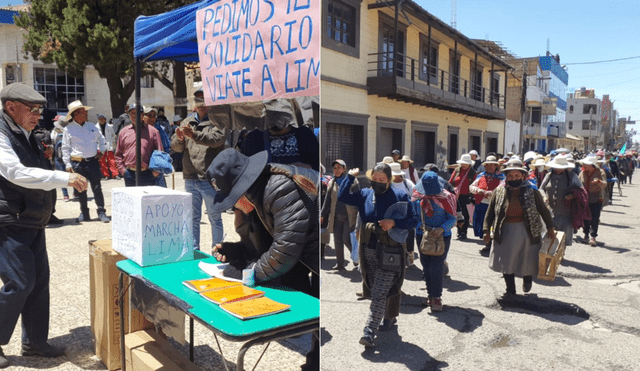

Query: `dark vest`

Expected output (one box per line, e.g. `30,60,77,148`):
0,112,54,228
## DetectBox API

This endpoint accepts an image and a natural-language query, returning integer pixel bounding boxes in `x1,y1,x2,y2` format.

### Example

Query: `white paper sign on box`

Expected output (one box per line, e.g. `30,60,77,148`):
112,186,194,267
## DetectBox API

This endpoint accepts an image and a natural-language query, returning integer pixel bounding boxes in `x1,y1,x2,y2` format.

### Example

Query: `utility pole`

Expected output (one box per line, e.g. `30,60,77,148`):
519,61,527,156
588,107,594,153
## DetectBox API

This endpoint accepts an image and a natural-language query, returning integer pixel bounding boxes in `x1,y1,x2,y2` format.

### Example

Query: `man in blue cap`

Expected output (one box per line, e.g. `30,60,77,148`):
0,83,88,368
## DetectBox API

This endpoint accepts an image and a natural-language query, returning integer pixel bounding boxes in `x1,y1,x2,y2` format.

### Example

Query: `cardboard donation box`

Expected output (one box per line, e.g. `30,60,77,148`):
538,231,566,281
112,186,194,267
90,240,154,370
125,330,201,371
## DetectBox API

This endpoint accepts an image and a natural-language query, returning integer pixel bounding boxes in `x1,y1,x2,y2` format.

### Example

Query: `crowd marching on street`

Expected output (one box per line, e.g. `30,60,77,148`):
321,146,638,349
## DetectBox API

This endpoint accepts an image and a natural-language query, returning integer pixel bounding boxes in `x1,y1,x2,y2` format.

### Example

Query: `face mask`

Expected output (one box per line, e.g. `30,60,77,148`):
371,181,389,194
536,166,544,172
507,180,523,187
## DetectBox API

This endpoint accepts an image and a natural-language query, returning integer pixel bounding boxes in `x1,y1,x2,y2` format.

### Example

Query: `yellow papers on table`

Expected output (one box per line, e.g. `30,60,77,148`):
183,277,241,293
200,285,264,305
220,296,291,320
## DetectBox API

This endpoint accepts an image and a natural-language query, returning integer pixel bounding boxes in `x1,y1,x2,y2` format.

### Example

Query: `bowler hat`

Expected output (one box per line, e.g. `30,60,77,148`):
502,158,528,174
206,149,269,214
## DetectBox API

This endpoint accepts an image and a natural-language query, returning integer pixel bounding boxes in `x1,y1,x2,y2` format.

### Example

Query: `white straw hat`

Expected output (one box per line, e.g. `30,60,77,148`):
389,162,404,176
457,153,474,165
532,157,547,167
545,155,574,170
64,100,92,122
380,156,395,164
579,156,600,167
400,155,413,163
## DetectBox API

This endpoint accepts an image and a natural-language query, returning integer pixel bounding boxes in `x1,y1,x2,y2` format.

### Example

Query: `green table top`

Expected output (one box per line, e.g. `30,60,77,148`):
116,253,319,340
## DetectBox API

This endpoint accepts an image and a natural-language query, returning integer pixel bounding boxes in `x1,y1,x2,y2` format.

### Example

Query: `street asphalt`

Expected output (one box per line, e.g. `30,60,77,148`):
320,181,640,370
1,173,311,371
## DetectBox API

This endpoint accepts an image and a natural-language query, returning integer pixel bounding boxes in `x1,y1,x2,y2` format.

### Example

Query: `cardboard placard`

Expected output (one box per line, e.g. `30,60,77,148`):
112,186,194,267
195,0,320,105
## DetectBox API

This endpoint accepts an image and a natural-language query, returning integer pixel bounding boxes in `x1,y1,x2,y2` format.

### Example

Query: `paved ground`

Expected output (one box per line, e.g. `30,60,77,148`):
320,182,640,371
1,173,310,371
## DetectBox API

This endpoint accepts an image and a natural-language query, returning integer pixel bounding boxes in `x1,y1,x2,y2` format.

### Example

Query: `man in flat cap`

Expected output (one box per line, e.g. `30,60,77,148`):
0,83,88,368
61,100,110,223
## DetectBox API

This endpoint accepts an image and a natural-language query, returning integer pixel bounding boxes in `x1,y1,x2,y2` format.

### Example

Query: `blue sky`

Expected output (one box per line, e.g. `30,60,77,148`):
2,0,639,142
415,0,640,143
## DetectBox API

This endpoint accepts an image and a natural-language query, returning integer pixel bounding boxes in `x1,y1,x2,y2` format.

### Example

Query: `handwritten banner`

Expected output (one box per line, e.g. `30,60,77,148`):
196,0,320,105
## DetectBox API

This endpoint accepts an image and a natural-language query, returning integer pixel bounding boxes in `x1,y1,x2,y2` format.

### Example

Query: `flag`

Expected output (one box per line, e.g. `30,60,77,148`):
619,143,627,155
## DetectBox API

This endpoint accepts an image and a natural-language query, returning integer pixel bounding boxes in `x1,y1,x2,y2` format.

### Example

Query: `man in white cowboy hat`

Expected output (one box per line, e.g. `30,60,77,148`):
400,155,419,184
61,100,110,223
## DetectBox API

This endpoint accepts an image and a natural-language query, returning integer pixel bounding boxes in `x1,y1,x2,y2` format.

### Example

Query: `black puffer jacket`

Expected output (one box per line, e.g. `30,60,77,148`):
222,163,319,283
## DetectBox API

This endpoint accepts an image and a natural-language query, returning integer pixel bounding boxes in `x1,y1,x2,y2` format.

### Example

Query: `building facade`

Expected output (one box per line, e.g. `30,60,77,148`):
0,6,176,127
566,88,602,152
539,54,568,150
322,0,510,173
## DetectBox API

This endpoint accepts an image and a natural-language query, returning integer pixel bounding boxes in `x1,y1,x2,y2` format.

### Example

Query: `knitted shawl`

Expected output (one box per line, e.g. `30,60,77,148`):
491,184,542,240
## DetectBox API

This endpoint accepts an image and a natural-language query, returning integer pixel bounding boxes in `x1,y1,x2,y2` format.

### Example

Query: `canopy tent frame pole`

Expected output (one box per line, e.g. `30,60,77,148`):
135,58,142,186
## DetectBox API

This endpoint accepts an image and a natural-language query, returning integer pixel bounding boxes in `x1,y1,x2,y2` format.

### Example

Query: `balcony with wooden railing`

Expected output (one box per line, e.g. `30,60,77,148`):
367,51,506,120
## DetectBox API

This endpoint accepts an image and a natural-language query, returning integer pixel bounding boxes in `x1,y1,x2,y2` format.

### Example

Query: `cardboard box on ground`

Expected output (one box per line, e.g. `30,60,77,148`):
89,240,155,370
125,330,201,371
111,186,194,267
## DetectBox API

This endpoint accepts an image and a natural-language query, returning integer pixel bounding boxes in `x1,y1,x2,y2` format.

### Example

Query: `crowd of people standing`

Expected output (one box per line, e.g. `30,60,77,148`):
0,82,320,370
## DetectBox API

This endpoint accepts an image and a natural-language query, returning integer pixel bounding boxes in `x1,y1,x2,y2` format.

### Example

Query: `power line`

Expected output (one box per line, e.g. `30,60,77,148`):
565,55,640,66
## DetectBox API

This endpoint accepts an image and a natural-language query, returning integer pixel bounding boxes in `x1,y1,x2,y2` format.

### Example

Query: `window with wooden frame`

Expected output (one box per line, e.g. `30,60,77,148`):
449,50,460,94
490,72,500,106
378,12,406,77
470,62,483,102
419,34,439,83
323,0,361,58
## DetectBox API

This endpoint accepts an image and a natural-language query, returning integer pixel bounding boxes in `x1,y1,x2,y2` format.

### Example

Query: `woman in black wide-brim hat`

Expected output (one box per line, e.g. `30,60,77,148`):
337,163,417,348
205,148,319,295
206,148,320,369
483,159,556,297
